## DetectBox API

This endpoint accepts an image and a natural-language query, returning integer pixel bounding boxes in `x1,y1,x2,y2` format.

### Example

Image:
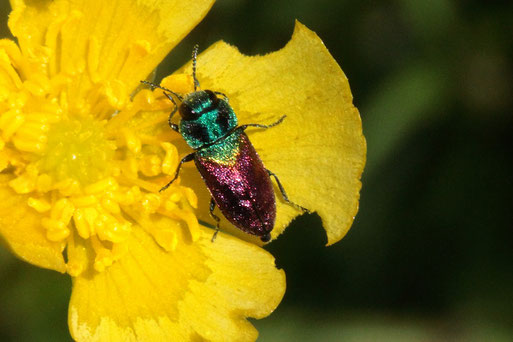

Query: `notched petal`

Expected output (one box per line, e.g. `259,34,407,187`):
178,22,366,245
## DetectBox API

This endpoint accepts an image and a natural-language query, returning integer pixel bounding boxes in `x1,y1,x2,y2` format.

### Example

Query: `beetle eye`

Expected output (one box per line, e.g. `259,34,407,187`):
179,103,199,120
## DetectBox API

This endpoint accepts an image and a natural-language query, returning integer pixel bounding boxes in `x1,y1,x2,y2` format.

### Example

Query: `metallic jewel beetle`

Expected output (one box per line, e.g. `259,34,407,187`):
142,45,308,242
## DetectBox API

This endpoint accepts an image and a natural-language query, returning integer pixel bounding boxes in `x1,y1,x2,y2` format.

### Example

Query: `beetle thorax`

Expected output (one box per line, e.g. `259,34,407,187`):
178,90,238,149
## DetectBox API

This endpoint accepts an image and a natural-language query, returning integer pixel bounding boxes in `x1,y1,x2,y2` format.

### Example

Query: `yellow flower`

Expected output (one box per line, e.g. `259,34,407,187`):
0,0,365,341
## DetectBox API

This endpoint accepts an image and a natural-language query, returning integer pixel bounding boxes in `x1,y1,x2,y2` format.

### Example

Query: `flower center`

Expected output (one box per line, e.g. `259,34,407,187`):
41,119,114,184
0,20,203,276
1,69,200,276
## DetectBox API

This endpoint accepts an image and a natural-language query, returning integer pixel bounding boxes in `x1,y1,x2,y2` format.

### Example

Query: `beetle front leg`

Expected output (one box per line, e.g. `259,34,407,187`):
267,169,310,213
209,198,221,242
238,115,286,132
159,153,195,192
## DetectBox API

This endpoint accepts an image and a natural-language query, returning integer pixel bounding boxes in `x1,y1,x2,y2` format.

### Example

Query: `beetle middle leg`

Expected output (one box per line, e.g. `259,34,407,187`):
159,153,195,192
209,199,221,242
267,169,310,213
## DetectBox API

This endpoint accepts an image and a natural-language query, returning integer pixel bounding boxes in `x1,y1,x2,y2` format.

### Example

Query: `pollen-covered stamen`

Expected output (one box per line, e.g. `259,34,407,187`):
1,9,205,277
161,142,179,175
0,69,199,276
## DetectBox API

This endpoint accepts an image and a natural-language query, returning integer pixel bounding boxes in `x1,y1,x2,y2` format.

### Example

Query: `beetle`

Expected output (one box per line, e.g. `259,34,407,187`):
142,45,308,242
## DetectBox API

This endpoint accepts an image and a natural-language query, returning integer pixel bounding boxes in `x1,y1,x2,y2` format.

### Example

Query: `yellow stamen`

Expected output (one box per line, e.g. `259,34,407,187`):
161,142,178,175
9,172,36,193
66,233,88,277
182,187,198,209
36,174,53,192
73,208,91,239
84,177,117,195
0,109,24,140
55,178,81,197
101,195,121,215
42,218,70,242
140,193,161,214
153,222,180,252
27,197,51,213
91,235,114,273
72,195,98,207
122,128,141,153
13,138,45,153
139,154,162,177
159,208,200,242
1,36,201,276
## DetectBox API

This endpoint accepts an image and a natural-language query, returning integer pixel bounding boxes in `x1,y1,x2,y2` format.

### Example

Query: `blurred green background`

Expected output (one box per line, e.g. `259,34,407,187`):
1,0,512,341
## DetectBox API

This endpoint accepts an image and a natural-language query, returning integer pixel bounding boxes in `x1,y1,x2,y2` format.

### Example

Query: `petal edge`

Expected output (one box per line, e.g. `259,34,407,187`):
178,21,366,245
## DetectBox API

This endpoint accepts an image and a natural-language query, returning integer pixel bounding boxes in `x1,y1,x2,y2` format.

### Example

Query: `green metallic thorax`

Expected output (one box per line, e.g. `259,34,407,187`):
179,91,238,149
196,129,243,166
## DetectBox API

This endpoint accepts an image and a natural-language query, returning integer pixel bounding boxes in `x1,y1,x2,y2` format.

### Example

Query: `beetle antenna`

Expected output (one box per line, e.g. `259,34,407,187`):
140,80,183,100
192,44,200,91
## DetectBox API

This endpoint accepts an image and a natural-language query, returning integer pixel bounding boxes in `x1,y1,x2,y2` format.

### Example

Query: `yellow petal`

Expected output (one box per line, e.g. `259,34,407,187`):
8,0,214,95
69,224,285,341
178,22,366,245
0,174,66,272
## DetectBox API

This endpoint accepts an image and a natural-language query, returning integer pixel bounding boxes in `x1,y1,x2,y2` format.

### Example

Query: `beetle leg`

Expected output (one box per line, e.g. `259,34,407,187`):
238,115,286,131
267,169,310,213
159,153,195,192
209,199,221,242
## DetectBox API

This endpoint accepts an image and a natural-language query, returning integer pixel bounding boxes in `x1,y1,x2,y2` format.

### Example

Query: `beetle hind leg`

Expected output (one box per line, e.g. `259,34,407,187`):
267,169,310,213
209,198,221,242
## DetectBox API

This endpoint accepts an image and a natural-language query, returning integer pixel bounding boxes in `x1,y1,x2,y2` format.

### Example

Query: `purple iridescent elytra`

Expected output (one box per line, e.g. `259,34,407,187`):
195,129,276,239
156,86,281,242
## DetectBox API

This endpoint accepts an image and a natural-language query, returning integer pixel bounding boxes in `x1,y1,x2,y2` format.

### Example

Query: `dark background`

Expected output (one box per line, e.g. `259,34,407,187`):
1,0,512,341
